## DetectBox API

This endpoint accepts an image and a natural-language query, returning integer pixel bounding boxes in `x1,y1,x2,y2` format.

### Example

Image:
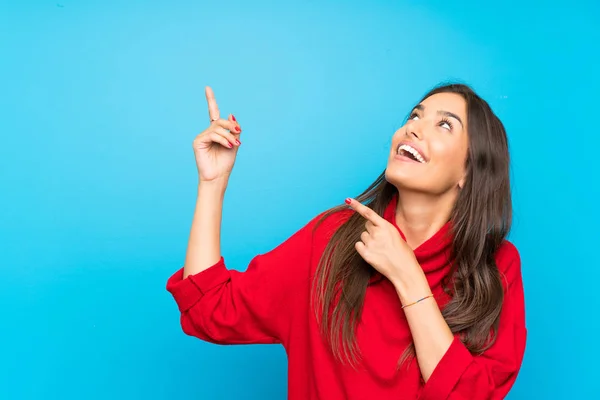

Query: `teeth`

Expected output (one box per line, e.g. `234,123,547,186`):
397,144,425,163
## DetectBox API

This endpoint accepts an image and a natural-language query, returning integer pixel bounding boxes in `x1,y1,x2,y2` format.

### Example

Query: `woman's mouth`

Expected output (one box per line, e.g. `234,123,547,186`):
396,143,426,163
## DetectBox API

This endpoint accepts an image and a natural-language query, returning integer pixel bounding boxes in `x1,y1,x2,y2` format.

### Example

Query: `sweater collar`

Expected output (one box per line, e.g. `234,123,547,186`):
382,193,453,274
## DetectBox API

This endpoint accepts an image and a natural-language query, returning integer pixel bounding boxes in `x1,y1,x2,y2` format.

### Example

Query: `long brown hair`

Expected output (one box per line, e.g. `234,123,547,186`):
312,83,511,366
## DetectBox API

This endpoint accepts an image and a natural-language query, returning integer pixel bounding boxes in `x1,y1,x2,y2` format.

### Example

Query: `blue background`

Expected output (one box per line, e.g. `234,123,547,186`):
1,0,598,399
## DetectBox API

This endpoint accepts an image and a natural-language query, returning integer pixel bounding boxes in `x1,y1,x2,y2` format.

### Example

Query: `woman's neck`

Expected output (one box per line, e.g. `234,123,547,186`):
394,189,457,249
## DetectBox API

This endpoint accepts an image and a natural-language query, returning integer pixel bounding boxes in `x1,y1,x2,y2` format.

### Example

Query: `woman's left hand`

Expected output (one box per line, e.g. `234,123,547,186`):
345,197,423,288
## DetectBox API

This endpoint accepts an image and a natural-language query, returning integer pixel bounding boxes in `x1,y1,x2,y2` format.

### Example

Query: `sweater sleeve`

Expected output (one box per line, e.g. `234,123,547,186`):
419,242,527,400
165,214,322,345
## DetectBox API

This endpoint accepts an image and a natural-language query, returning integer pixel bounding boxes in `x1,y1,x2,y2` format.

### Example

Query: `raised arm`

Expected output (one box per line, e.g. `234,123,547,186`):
167,87,319,344
183,86,242,279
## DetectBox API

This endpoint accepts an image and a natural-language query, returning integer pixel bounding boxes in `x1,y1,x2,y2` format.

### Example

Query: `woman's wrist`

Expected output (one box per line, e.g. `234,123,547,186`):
391,263,432,306
199,176,228,194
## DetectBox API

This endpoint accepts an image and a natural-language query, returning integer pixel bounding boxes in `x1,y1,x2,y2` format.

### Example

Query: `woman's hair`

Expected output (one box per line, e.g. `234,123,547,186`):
312,83,511,366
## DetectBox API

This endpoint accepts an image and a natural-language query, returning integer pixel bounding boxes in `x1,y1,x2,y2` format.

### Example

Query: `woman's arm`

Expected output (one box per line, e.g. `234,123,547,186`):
344,198,526,399
167,210,321,345
395,275,454,382
170,85,317,344
395,244,526,399
183,180,227,279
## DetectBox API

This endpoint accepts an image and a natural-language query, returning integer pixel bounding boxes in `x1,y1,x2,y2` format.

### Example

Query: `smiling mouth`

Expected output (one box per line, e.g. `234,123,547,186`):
396,144,426,163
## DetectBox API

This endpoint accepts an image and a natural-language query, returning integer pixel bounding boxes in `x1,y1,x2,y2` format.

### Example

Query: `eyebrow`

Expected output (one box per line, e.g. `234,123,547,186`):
412,104,464,128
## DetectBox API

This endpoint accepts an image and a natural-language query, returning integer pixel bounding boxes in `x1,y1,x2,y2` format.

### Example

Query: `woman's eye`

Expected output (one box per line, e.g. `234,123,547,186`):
409,114,419,120
439,119,453,130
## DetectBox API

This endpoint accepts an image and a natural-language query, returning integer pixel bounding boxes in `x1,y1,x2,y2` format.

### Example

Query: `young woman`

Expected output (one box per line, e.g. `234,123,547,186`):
166,84,527,399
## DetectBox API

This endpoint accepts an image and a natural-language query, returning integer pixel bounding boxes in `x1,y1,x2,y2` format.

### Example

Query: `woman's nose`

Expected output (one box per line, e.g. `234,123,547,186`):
406,121,423,139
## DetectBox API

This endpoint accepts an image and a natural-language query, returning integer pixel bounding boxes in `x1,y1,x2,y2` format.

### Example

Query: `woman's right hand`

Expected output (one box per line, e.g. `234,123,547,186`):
193,86,242,183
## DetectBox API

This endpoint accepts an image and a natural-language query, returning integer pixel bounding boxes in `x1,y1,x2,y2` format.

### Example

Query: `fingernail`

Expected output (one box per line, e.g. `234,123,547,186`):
345,198,351,204
228,142,233,148
234,126,241,133
235,139,241,145
232,114,237,122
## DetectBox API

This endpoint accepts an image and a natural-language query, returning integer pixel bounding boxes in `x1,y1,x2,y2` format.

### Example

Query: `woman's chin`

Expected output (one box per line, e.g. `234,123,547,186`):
385,169,424,192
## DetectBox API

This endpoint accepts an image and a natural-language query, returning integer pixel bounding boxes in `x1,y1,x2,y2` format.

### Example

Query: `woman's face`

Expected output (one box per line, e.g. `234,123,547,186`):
385,92,470,195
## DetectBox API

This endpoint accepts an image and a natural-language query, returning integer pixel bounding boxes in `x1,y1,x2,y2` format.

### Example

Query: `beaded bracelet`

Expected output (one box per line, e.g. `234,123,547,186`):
401,293,434,309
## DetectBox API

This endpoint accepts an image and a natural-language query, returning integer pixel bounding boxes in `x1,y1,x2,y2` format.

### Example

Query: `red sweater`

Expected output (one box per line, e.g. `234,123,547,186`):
166,196,527,399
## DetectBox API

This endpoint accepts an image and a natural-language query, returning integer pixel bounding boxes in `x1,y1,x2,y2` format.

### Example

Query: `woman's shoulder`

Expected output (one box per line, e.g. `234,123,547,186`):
495,240,523,288
307,206,353,239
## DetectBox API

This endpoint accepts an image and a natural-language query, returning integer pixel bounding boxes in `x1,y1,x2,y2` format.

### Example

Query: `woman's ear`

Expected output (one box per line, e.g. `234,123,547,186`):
457,176,466,189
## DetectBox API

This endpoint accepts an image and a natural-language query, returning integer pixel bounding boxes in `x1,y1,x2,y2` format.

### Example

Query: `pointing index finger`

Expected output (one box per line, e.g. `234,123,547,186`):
205,86,220,122
345,198,383,225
